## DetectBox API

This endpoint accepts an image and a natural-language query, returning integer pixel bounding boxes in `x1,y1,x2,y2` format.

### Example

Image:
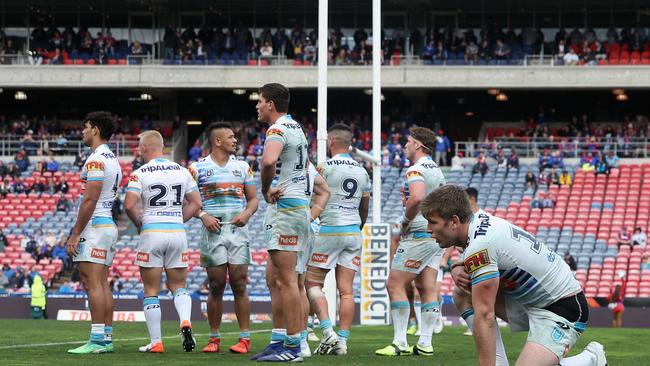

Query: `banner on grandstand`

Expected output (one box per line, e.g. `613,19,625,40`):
360,224,391,325
57,310,145,322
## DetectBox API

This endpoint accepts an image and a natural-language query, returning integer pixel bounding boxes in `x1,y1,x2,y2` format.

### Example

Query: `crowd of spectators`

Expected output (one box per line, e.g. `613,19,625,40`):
0,263,50,294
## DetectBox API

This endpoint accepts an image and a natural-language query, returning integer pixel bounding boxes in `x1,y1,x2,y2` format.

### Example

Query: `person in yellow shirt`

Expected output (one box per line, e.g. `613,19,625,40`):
559,170,572,186
30,275,46,319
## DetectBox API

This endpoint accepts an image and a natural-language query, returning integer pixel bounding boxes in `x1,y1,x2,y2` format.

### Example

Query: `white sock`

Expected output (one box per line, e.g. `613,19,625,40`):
414,301,422,327
90,323,105,344
173,288,192,326
461,308,475,332
559,350,597,366
417,302,439,347
390,301,410,347
495,326,509,366
143,297,162,343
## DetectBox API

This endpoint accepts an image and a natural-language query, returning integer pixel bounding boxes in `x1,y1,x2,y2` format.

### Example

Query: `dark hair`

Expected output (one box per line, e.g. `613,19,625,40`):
259,83,290,113
465,187,479,200
409,126,436,153
83,111,115,141
207,122,234,146
420,185,473,224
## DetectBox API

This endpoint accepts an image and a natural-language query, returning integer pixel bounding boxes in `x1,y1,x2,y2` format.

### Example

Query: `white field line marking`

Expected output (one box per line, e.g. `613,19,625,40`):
0,329,270,350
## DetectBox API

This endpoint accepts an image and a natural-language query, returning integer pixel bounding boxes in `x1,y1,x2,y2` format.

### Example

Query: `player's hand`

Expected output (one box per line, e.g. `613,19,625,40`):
66,234,81,257
264,187,283,204
231,212,251,227
451,263,472,294
201,214,221,232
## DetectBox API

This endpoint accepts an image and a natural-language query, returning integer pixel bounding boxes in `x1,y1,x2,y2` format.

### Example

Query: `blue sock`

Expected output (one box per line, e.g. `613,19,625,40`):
240,331,251,340
90,323,105,345
319,318,333,331
337,329,350,346
300,330,307,342
104,326,113,344
284,333,301,348
270,328,286,344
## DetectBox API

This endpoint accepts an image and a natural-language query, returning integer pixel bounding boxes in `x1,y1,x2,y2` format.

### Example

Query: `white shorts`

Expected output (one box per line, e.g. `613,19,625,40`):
308,225,362,272
505,296,584,359
135,223,189,268
296,230,314,274
391,232,443,275
200,224,251,267
73,217,117,266
264,198,310,252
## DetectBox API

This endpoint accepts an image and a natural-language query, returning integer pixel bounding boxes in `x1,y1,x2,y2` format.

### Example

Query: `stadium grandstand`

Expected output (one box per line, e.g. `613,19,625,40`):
1,0,650,364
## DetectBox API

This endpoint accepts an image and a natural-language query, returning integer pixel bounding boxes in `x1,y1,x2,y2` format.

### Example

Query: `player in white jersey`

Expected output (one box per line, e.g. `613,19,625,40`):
421,185,608,366
252,83,310,362
66,112,122,354
124,131,202,353
376,127,445,357
297,161,330,358
306,124,370,356
188,122,258,354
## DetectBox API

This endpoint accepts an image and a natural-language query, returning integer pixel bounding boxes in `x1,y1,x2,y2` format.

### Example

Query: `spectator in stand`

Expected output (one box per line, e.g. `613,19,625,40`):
605,151,620,174
46,156,59,172
506,150,519,171
618,227,632,249
14,150,30,172
472,152,488,177
564,252,578,273
129,40,146,64
55,177,69,194
13,266,26,289
538,150,552,171
260,41,273,59
0,160,6,179
12,177,27,194
595,156,608,176
58,281,74,294
0,229,7,251
73,151,87,171
525,170,537,192
632,227,647,248
188,140,202,162
0,177,11,198
537,168,550,188
434,129,451,166
494,39,510,60
451,153,464,171
0,270,8,291
5,162,20,179
563,48,579,65
30,177,46,194
543,191,556,208
580,153,596,172
465,41,479,63
549,167,561,186
642,256,650,271
56,194,72,213
3,264,15,284
559,170,572,186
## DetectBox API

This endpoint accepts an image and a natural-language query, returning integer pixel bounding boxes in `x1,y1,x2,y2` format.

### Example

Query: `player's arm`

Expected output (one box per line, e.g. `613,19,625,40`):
182,190,202,222
359,193,370,229
260,139,283,203
124,191,143,230
232,184,259,227
66,179,102,255
401,180,425,235
310,174,330,221
471,275,499,366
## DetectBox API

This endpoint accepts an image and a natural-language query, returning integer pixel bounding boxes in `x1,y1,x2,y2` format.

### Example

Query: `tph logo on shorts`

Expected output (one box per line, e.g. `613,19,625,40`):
91,248,107,260
352,256,361,267
279,235,298,246
311,253,329,263
137,252,150,262
181,252,189,262
404,260,422,269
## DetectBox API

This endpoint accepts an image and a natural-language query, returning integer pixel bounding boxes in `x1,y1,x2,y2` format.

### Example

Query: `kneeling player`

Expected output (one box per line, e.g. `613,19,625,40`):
422,185,608,366
124,131,202,353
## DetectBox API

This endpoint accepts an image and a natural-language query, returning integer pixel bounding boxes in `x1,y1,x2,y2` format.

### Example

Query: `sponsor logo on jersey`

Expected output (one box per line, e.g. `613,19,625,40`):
405,170,423,180
352,256,361,267
279,235,298,246
136,252,149,262
310,253,329,263
266,128,284,137
404,260,422,269
473,213,492,238
85,161,104,171
181,252,189,262
91,248,107,259
464,249,490,273
232,169,242,177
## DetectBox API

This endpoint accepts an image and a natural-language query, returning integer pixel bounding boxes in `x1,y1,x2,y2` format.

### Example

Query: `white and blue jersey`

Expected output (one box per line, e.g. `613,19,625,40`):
401,156,445,236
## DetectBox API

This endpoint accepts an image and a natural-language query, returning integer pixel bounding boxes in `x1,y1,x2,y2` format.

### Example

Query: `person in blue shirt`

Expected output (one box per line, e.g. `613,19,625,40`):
434,129,451,166
188,140,202,161
46,157,59,172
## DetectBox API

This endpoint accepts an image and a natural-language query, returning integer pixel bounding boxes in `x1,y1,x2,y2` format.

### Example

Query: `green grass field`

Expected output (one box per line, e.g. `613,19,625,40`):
0,319,647,365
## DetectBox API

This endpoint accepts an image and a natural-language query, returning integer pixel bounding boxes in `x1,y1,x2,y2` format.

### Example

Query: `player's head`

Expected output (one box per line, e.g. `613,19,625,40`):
405,126,435,161
208,122,237,155
465,187,479,213
138,130,164,163
82,111,114,147
420,185,473,248
257,83,290,122
327,123,353,154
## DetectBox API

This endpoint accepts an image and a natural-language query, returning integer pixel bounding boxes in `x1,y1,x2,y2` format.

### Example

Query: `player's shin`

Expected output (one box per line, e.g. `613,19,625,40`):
143,296,162,343
418,301,439,347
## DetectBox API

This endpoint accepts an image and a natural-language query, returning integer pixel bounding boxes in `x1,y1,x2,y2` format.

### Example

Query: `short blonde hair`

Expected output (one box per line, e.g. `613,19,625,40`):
139,130,164,150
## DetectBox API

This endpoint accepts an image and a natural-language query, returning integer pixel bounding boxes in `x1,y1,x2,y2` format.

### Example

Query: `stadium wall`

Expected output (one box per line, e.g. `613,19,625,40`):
2,65,650,89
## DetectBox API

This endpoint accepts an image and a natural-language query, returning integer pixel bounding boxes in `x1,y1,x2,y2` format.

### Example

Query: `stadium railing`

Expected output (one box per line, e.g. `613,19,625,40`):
454,139,650,158
0,135,139,157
